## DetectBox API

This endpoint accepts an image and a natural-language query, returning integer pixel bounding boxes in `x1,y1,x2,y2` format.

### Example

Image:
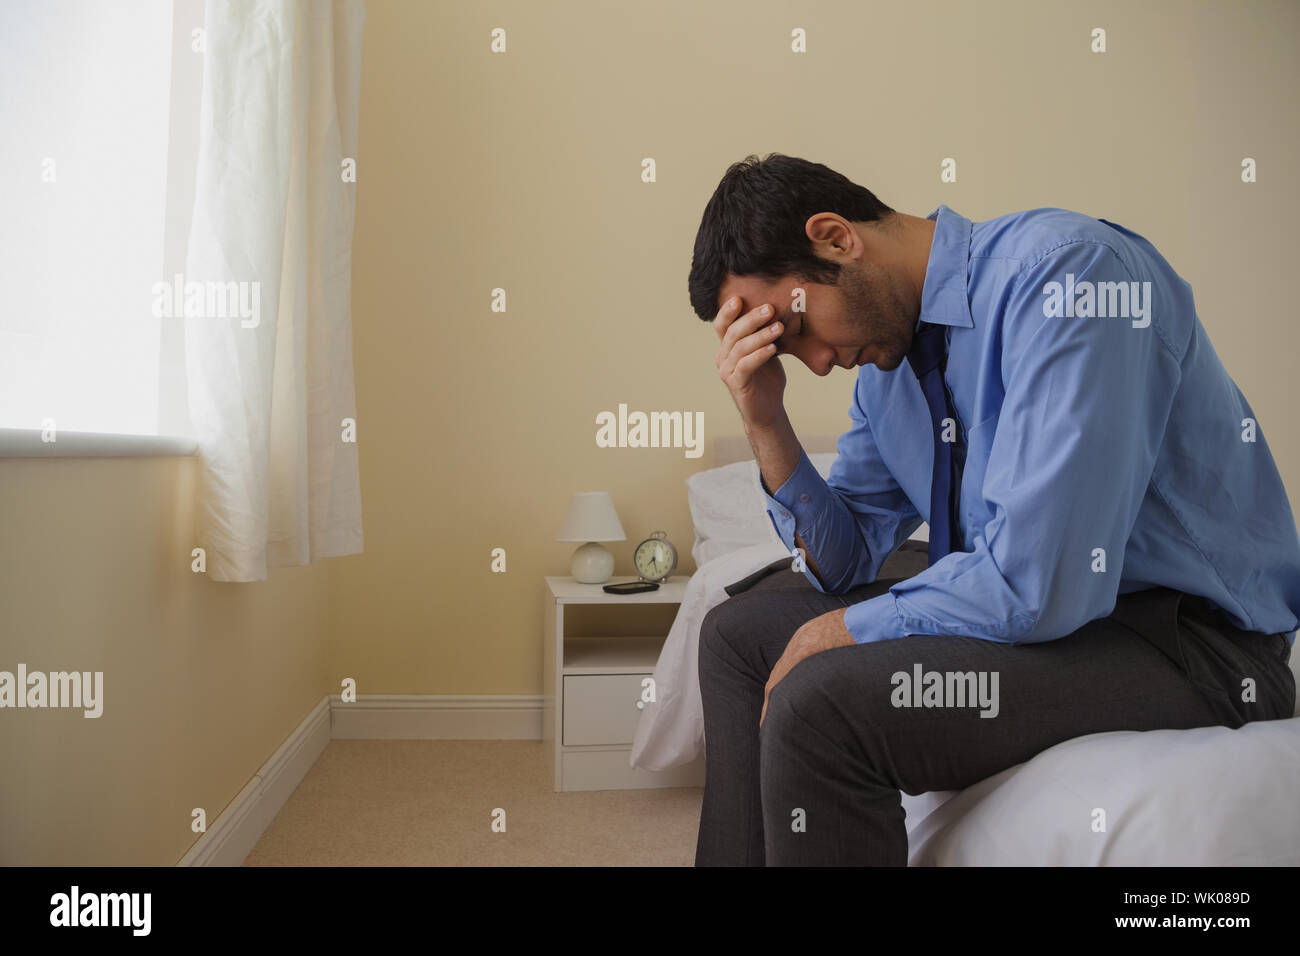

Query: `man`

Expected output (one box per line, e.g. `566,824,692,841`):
686,153,1300,866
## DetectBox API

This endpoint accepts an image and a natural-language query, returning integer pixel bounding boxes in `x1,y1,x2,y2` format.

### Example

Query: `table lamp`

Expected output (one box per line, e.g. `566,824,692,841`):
556,491,626,583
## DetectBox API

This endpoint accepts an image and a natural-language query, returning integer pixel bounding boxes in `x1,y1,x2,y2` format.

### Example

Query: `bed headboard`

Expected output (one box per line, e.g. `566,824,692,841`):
712,433,839,468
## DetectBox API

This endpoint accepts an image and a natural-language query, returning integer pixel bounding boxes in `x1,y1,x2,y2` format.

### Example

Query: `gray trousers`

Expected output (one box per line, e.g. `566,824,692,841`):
695,552,1296,866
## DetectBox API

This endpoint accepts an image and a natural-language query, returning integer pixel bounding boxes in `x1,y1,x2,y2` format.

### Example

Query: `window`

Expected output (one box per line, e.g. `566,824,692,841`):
0,0,202,437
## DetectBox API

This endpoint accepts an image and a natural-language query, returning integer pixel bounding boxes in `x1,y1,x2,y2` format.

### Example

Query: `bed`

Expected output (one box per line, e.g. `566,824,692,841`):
631,436,1300,865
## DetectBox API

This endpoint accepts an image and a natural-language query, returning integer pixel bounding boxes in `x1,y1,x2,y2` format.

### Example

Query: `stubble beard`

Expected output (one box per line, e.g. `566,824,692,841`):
839,261,913,371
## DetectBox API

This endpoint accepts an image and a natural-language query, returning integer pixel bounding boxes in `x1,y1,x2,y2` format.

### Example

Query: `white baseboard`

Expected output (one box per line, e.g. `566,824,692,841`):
177,694,543,865
330,694,543,740
176,696,332,867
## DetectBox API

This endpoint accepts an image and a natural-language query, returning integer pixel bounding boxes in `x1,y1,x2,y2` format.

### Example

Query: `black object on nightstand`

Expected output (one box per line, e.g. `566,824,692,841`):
602,581,660,595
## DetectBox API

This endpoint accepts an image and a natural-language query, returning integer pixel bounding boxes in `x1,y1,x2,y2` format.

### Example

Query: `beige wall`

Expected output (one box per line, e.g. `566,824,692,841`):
334,0,1300,694
0,458,329,865
2,0,1296,865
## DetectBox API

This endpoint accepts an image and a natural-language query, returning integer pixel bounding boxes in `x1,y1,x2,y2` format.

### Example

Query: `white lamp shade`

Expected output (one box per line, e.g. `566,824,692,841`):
556,491,626,542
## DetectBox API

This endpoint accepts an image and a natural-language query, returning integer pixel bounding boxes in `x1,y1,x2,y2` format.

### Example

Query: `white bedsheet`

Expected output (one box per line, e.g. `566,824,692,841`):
630,541,786,772
908,717,1300,865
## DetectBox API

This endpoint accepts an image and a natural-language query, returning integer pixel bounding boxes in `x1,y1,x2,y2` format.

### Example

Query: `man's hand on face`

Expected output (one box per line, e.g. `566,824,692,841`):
760,607,856,727
713,295,788,430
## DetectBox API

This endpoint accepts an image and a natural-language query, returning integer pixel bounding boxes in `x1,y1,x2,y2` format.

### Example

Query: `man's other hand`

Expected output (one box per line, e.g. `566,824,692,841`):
760,608,855,726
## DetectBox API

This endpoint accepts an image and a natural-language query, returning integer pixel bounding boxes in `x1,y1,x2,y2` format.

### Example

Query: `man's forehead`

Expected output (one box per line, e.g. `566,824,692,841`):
718,274,790,311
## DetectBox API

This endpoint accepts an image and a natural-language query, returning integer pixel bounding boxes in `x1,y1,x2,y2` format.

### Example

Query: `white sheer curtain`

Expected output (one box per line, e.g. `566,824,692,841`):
184,0,365,581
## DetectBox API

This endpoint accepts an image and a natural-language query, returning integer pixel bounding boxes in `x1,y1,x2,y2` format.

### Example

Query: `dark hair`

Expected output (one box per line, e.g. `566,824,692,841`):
687,153,894,321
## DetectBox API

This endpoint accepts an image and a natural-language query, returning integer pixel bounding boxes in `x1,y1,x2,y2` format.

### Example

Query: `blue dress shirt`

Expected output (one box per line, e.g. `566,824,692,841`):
763,205,1300,647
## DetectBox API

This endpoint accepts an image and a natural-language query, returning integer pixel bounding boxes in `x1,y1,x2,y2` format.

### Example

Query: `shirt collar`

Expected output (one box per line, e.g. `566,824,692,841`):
916,205,974,331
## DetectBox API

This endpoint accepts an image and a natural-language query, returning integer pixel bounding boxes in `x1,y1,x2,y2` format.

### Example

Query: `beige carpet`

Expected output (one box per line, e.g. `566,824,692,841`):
244,740,703,866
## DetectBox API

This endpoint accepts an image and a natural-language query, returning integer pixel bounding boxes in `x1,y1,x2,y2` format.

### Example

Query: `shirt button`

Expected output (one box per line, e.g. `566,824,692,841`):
799,493,810,502
781,511,790,519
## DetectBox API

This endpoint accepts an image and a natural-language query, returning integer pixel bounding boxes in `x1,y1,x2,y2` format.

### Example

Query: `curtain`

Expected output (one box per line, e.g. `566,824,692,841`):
184,0,365,582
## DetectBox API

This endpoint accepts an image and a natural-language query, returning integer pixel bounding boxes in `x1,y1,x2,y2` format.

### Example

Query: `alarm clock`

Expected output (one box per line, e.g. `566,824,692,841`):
632,530,677,584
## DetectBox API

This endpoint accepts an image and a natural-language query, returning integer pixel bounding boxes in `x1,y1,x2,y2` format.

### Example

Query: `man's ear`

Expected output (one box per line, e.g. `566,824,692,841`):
805,213,862,264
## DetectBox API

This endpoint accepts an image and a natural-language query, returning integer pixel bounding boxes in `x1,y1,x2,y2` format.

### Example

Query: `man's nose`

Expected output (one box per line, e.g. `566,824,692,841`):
807,350,837,376
780,337,837,376
815,348,840,375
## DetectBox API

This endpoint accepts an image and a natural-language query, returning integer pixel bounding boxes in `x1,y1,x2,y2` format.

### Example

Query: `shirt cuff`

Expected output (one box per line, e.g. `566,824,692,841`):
760,447,830,545
844,591,907,644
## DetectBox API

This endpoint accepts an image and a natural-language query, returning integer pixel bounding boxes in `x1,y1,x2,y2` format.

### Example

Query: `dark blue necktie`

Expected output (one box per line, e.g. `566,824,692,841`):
908,322,965,566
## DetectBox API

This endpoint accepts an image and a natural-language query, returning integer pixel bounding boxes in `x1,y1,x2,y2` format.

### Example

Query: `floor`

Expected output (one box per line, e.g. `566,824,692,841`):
244,739,704,866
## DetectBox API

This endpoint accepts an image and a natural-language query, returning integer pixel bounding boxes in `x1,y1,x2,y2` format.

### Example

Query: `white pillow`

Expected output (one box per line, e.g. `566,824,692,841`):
686,453,838,566
907,717,1300,865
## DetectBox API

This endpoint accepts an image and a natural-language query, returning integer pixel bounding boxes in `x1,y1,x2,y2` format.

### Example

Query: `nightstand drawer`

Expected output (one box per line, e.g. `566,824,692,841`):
563,674,648,746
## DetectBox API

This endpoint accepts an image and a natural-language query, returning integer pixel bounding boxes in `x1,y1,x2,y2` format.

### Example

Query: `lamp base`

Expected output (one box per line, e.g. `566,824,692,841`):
570,542,615,584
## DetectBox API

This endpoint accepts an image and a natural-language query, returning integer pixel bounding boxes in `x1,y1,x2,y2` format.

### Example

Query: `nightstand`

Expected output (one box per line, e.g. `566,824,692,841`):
542,575,706,792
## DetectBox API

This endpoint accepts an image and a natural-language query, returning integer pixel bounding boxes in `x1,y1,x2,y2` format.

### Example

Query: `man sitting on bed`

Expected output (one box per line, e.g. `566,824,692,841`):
685,152,1300,866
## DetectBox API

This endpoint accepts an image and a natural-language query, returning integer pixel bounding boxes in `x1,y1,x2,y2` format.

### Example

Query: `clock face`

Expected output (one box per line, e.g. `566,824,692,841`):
635,539,673,580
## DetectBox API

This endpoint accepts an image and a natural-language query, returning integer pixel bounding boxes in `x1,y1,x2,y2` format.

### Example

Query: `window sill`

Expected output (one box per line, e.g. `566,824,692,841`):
0,428,197,459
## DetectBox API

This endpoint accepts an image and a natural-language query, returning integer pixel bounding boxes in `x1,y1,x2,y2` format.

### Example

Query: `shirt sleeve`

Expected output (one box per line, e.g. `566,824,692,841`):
760,378,922,594
845,239,1182,645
